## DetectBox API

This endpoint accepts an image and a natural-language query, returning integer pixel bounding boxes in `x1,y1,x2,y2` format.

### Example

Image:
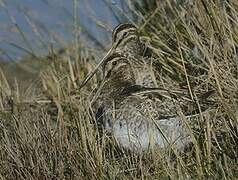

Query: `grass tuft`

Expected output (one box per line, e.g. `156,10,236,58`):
0,0,238,179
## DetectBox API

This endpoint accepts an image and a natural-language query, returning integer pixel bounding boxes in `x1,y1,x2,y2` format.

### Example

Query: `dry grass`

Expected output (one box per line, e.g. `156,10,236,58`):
0,0,238,179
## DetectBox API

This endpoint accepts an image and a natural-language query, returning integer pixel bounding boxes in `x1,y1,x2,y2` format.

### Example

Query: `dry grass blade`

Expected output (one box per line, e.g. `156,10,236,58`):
0,0,238,179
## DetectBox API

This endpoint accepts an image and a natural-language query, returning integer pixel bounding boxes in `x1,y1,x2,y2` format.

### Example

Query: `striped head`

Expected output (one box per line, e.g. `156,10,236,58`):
112,23,140,50
100,54,136,96
102,53,135,83
79,24,139,89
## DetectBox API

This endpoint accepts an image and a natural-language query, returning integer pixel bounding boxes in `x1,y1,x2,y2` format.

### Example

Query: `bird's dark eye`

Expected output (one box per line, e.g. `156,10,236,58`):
123,31,128,37
112,61,117,66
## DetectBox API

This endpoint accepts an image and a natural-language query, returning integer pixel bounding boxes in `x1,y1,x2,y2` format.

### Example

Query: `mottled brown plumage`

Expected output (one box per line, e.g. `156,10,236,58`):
109,23,157,87
79,23,215,152
112,23,147,58
96,54,195,152
79,23,155,89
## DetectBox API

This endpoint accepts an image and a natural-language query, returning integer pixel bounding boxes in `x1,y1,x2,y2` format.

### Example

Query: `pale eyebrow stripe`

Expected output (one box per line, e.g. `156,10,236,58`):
117,33,137,47
116,28,137,36
112,28,137,42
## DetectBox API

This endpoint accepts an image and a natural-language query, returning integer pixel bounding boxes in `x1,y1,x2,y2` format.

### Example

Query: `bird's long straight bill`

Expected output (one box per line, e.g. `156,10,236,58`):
79,44,116,89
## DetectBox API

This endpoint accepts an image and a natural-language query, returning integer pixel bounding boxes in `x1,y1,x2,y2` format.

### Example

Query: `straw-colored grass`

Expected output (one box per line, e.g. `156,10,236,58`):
0,0,238,179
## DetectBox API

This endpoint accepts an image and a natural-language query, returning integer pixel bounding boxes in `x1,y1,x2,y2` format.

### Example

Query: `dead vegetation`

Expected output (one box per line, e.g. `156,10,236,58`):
0,0,238,179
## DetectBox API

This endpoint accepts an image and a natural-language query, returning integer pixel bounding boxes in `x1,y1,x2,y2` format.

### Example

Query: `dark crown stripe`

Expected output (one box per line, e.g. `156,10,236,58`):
112,23,137,42
116,33,138,47
118,28,137,36
102,53,126,73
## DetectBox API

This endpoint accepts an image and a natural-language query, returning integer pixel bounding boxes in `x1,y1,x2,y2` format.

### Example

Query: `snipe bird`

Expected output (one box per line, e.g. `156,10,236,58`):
111,23,150,59
110,23,157,87
79,23,156,89
96,54,196,152
78,24,214,152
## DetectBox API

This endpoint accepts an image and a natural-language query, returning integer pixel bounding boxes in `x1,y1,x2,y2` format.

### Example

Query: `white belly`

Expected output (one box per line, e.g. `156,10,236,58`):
106,111,193,152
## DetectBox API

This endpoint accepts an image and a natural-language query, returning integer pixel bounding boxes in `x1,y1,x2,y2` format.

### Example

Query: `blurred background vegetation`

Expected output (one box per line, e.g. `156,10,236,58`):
0,0,134,89
0,0,238,179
